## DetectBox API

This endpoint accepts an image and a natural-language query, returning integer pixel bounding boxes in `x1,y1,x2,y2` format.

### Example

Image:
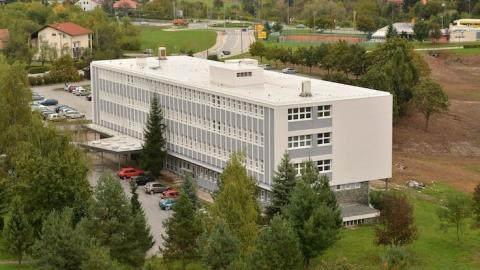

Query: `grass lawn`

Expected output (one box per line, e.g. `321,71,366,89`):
138,26,216,54
315,183,480,269
0,264,32,270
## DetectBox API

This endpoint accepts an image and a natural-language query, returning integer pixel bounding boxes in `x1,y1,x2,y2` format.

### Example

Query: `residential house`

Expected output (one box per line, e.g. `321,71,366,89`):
31,22,93,60
76,0,102,11
113,0,138,11
0,29,9,50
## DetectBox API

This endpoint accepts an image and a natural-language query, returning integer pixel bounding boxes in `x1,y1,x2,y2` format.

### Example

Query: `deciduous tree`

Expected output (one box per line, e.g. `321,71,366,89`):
141,96,167,177
437,193,471,243
375,192,418,246
249,41,267,61
413,21,430,42
472,184,480,228
48,55,81,82
411,78,449,131
266,151,296,220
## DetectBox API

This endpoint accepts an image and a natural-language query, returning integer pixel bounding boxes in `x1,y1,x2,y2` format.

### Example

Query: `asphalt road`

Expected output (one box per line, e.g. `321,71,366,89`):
32,82,169,256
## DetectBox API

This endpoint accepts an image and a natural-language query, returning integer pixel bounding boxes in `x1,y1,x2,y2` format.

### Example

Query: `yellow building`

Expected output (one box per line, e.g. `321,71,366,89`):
31,22,93,59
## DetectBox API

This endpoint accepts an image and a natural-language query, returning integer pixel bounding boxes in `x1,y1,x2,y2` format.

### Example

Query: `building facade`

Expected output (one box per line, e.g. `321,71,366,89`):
76,0,102,11
91,56,392,223
31,22,93,60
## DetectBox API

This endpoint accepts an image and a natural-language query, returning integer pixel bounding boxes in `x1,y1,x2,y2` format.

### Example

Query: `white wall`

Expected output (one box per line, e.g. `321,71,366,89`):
331,95,392,185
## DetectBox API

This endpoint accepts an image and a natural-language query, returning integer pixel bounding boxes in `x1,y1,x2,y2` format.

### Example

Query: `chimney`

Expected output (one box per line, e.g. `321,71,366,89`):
158,47,167,60
300,81,312,97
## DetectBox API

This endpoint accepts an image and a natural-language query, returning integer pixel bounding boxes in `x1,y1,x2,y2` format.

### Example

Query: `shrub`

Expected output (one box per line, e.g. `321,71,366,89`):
464,44,480,49
322,72,356,86
120,36,141,51
369,190,385,210
74,61,88,70
381,246,409,270
29,66,50,74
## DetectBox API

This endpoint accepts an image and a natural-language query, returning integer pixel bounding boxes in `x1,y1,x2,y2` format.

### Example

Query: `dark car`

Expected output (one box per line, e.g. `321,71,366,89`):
222,50,231,55
55,105,71,113
86,94,92,101
40,99,58,106
131,175,155,186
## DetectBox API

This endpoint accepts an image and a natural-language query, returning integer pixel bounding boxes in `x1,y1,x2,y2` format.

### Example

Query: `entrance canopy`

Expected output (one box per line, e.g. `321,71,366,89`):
81,124,143,155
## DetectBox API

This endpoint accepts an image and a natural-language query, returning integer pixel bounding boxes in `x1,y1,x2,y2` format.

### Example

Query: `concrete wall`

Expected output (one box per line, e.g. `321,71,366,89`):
334,181,369,205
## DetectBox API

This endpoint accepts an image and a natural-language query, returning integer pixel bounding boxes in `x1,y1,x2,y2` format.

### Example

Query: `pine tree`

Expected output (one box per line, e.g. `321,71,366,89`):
266,151,297,220
199,221,240,270
210,153,259,255
32,208,90,270
182,173,199,209
2,197,34,264
283,160,342,267
141,96,167,177
161,183,202,266
249,215,303,270
130,181,142,213
80,243,124,270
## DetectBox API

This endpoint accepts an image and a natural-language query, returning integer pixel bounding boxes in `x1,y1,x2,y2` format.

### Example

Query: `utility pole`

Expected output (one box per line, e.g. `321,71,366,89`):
173,1,176,20
223,4,226,29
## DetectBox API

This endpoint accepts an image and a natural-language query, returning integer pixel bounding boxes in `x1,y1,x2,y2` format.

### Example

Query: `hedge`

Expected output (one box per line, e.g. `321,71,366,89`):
29,66,51,74
29,73,84,86
463,44,480,49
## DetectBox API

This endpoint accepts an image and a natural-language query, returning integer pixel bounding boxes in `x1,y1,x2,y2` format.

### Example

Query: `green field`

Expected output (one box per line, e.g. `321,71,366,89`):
138,26,217,55
317,183,480,269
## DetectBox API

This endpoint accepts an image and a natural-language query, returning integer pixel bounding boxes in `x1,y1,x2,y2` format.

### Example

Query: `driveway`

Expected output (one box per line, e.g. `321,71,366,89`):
195,29,255,58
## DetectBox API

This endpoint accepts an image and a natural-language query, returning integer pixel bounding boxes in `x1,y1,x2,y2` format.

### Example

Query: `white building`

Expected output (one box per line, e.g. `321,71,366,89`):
371,22,414,42
90,54,392,224
76,0,102,11
449,19,480,42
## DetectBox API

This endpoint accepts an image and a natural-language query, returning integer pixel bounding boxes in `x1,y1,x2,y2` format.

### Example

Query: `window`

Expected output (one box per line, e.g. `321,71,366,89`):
317,159,332,173
293,163,306,176
236,71,252,77
335,183,362,191
317,132,331,145
288,107,312,121
317,105,332,118
288,135,311,149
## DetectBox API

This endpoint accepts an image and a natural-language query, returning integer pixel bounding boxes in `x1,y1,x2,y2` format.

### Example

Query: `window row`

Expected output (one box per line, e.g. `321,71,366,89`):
287,132,332,150
287,105,332,122
236,71,252,77
293,159,332,175
334,182,362,191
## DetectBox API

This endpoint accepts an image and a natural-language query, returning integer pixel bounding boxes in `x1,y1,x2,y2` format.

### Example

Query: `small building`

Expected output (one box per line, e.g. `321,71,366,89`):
31,22,93,60
449,19,480,43
0,29,9,50
76,0,102,11
113,0,138,10
371,22,414,42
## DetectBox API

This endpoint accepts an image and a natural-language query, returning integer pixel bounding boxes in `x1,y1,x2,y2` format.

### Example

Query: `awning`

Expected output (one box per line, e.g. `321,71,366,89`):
340,203,379,222
81,124,143,155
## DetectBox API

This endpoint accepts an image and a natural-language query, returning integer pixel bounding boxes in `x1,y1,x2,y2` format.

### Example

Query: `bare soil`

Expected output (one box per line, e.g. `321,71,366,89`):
389,54,480,192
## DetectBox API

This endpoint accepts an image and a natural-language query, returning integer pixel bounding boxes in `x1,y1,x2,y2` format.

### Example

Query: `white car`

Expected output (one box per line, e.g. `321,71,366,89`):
75,88,88,96
64,111,85,119
282,67,296,74
47,113,65,121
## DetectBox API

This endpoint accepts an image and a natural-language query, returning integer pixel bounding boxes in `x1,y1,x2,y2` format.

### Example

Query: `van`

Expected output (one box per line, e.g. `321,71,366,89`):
144,182,170,194
47,113,65,121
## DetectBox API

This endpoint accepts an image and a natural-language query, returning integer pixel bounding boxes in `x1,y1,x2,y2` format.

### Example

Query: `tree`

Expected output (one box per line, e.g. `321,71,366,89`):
355,0,381,33
141,95,167,177
161,177,202,267
266,151,296,220
386,24,398,39
249,215,303,270
210,153,259,255
375,192,417,246
249,41,267,61
48,55,81,82
213,0,224,8
413,21,430,42
182,173,199,209
87,173,152,268
2,197,34,264
282,161,341,266
32,208,90,270
272,21,283,32
437,193,471,243
411,78,449,131
429,22,442,41
199,221,240,270
80,244,123,270
473,184,480,228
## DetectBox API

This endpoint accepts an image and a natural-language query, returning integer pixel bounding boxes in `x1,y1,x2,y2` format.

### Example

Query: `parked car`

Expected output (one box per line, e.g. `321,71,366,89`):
86,94,92,101
75,87,88,96
282,67,296,74
55,105,71,113
32,94,44,101
39,99,58,106
295,24,305,28
117,167,145,179
47,113,65,122
65,85,77,93
41,110,56,120
64,111,85,119
131,175,155,186
144,182,170,194
161,189,180,199
222,50,231,55
159,198,176,210
260,64,273,70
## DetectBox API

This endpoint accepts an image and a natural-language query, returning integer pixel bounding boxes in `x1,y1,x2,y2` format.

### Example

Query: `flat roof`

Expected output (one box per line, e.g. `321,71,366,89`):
340,203,379,222
92,56,390,107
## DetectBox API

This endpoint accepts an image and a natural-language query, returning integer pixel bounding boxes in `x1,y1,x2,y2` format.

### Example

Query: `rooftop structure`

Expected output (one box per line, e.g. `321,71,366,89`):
371,22,414,42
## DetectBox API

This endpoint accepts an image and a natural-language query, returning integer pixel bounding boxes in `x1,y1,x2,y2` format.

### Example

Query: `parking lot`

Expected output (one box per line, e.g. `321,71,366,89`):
33,81,170,256
32,81,93,119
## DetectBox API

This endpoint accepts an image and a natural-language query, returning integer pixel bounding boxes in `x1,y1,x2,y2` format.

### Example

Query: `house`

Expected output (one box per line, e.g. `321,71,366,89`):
0,29,9,50
87,52,392,226
371,22,414,42
76,0,102,11
112,0,138,10
31,22,93,59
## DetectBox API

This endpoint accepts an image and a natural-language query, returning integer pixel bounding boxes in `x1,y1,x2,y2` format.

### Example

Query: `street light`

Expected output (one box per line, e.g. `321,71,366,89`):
441,3,446,29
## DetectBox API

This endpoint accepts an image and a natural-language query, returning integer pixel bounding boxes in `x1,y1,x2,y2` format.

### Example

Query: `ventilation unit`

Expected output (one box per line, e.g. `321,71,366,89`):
300,81,312,97
158,47,167,60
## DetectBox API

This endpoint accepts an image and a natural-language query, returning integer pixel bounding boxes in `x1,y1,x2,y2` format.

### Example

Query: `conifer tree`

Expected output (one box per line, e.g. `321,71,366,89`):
266,151,297,220
2,197,34,264
141,95,167,177
199,221,240,270
249,215,303,270
182,173,199,209
162,179,202,267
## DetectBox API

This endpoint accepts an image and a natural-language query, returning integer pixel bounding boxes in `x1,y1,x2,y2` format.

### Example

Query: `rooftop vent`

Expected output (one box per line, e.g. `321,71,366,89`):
158,47,167,60
300,81,312,97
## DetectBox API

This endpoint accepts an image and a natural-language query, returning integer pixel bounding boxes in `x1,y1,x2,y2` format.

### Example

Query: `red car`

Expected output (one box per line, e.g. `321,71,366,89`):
161,189,180,199
117,167,145,179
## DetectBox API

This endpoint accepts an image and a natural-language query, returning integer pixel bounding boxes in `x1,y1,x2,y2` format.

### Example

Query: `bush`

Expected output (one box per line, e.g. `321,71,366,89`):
207,54,219,61
120,36,141,51
29,66,50,74
381,246,409,270
322,72,356,86
74,61,89,70
369,190,385,210
464,44,480,49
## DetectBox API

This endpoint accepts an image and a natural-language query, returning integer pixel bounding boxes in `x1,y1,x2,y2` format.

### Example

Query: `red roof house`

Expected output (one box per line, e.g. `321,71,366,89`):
113,0,138,9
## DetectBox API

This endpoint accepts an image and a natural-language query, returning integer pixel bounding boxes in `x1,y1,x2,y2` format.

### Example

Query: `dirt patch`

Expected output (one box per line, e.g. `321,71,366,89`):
390,54,480,193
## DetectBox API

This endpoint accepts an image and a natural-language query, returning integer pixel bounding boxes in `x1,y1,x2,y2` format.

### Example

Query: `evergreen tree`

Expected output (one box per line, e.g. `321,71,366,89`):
266,151,297,220
182,173,199,209
386,24,398,39
199,221,240,270
80,244,124,270
130,181,141,213
210,153,259,255
32,208,90,270
283,160,341,267
161,180,202,266
141,96,167,177
88,173,152,268
2,197,34,264
249,215,303,270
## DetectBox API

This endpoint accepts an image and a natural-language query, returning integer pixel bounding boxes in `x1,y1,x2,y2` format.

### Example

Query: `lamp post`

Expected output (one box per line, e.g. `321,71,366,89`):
441,2,446,29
